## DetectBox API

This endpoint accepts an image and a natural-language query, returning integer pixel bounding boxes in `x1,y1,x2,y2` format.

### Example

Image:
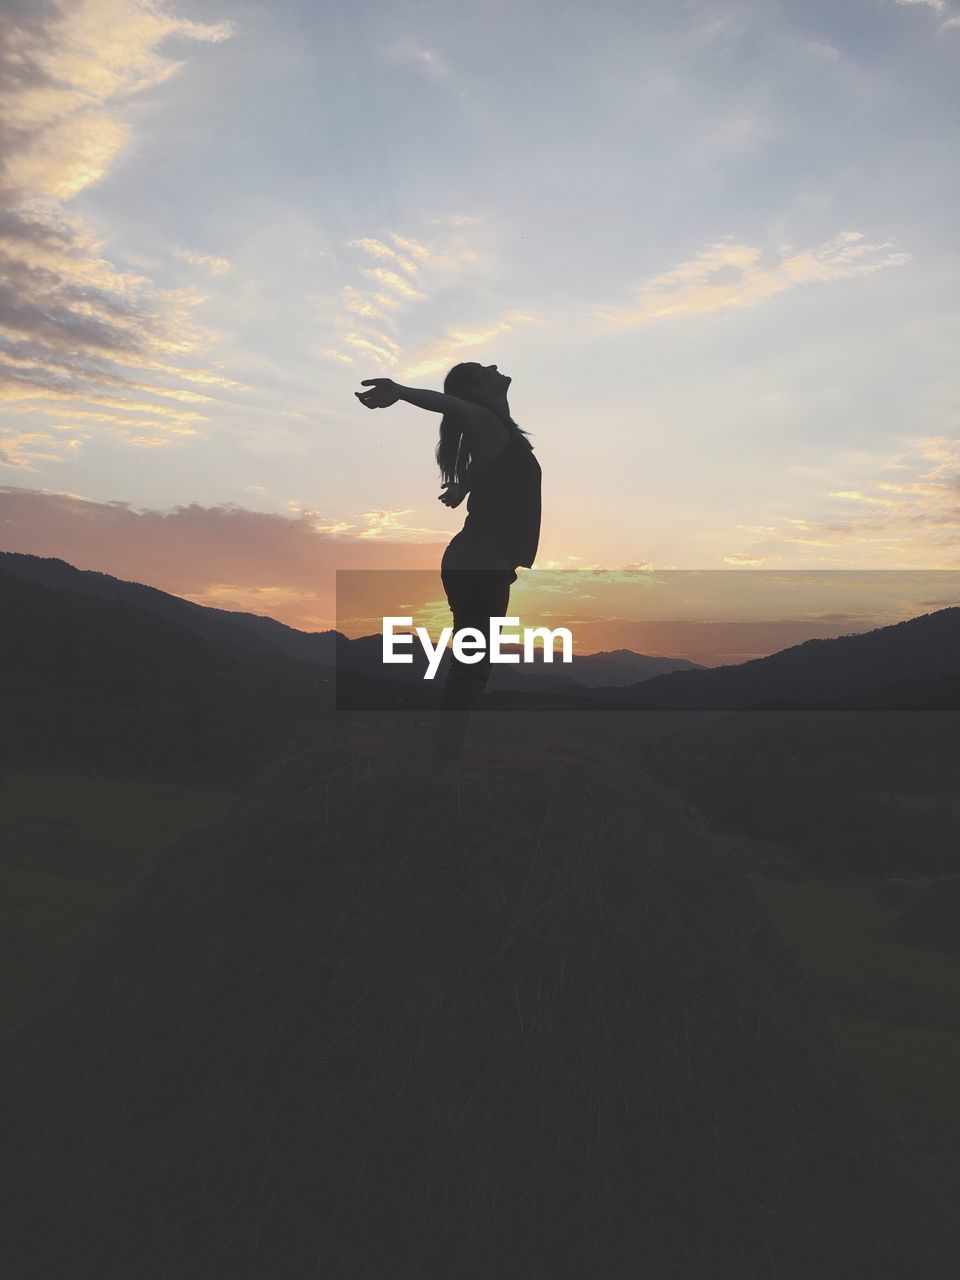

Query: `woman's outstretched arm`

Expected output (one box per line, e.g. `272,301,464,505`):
355,377,482,418
355,377,508,467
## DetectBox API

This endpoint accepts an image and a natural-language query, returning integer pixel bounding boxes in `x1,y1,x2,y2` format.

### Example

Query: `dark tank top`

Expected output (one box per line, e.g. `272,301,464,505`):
459,427,541,569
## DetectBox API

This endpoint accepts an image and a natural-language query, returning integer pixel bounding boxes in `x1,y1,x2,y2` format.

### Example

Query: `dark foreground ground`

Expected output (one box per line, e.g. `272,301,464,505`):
2,755,958,1273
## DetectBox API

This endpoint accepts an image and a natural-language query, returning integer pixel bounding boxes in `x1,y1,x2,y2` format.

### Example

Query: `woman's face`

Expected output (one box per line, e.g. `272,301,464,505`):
473,363,510,397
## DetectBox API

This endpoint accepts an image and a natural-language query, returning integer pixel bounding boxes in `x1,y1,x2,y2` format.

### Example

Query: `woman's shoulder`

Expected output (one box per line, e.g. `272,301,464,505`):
471,418,533,473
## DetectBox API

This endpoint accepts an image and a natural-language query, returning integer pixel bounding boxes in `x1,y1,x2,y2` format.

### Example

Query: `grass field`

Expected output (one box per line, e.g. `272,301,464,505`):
755,874,960,1230
2,764,958,1243
0,766,235,1030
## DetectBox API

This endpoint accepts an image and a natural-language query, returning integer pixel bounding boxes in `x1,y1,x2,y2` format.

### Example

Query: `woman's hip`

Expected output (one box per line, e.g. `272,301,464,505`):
442,532,516,577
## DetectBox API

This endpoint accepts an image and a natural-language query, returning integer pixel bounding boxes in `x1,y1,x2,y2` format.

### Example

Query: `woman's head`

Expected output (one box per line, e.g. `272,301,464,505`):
443,362,511,406
436,360,529,487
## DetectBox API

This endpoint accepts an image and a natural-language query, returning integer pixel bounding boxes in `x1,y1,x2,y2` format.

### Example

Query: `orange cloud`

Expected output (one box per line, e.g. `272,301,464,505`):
0,486,445,631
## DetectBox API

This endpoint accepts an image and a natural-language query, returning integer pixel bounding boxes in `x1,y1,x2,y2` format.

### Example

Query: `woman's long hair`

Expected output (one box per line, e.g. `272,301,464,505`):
436,362,532,487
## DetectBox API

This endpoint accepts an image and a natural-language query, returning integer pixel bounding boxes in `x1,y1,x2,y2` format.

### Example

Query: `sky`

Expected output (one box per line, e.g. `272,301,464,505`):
1,0,958,649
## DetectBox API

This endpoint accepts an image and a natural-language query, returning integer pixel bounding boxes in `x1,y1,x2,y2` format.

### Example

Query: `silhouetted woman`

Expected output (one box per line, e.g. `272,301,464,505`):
355,362,541,760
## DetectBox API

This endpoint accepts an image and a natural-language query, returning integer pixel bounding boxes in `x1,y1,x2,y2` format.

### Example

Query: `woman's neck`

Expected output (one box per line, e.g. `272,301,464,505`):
478,393,511,419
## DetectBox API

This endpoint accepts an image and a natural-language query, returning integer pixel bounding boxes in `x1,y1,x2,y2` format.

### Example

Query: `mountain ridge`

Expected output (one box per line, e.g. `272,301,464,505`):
3,552,957,710
0,552,700,684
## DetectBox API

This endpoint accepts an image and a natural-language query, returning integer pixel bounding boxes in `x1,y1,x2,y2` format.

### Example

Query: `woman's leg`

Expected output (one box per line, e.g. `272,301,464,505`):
439,569,512,709
432,567,513,760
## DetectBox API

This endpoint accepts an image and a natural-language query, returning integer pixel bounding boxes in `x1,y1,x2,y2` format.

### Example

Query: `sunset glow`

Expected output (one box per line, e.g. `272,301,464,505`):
2,0,958,652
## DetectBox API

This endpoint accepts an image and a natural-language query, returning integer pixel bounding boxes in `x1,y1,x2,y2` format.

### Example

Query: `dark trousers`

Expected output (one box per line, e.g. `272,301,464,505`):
433,568,513,759
438,568,514,710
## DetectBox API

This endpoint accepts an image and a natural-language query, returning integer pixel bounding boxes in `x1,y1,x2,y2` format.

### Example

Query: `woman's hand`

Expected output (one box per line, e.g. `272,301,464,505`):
355,378,401,410
438,481,466,508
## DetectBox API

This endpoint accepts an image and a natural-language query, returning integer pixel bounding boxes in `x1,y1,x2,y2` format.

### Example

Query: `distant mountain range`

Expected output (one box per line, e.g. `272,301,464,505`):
342,633,703,689
569,606,960,710
0,553,701,688
2,552,958,723
0,552,341,664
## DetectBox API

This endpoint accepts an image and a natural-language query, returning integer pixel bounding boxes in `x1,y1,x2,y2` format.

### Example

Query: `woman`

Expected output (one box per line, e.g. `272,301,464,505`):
355,362,542,760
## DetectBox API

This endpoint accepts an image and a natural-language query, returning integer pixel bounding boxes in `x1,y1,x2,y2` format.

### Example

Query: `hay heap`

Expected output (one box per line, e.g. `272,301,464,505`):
1,736,952,1280
891,874,960,954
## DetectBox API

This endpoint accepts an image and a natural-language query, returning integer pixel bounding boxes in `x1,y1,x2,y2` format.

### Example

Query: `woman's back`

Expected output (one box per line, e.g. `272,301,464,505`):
460,429,541,569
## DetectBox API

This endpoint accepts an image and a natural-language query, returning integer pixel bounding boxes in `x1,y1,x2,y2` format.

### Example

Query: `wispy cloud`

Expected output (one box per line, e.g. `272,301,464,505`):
722,551,779,567
380,41,457,86
588,232,910,327
725,436,960,567
895,0,960,29
318,220,539,378
320,230,437,355
356,506,455,541
345,237,419,274
401,312,542,379
358,266,426,301
176,249,232,276
0,427,80,471
0,2,238,469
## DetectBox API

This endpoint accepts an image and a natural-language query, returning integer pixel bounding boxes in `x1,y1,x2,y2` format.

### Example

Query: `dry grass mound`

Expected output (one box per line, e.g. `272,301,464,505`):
892,874,960,954
1,735,952,1280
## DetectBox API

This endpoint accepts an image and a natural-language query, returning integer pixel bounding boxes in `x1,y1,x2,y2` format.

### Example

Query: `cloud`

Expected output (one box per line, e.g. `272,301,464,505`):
722,552,781,566
0,2,238,469
358,266,426,300
389,232,432,258
0,428,77,471
826,490,895,505
0,485,445,630
588,232,910,327
336,284,403,323
176,249,231,276
895,0,960,26
318,220,539,379
401,312,541,379
355,506,455,541
337,330,402,363
345,238,418,274
380,42,456,86
724,436,960,568
0,0,232,205
320,236,434,361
